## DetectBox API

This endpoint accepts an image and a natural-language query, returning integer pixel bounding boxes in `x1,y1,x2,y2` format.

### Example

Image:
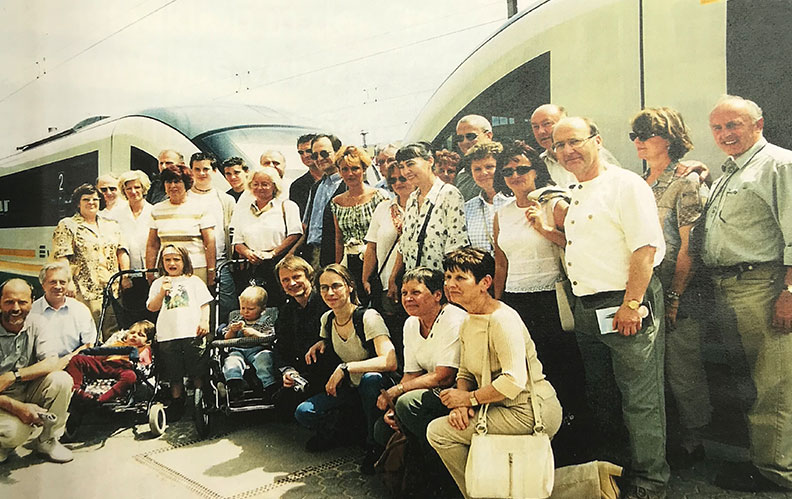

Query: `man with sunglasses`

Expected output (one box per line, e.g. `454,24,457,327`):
293,134,346,270
453,115,493,201
531,104,622,188
703,96,792,493
289,134,321,218
554,116,668,499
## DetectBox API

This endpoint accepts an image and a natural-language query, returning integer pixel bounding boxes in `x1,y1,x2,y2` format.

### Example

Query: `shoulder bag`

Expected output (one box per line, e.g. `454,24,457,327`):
465,319,555,498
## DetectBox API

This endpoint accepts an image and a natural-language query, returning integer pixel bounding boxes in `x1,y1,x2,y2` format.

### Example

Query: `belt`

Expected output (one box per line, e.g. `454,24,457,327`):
708,261,781,277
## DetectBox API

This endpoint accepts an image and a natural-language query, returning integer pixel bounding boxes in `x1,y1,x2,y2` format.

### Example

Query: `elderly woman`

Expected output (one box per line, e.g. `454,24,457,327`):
631,106,711,466
435,149,460,185
230,166,302,306
114,170,155,325
96,173,121,219
427,247,562,499
463,142,511,254
387,142,468,302
145,163,216,287
52,183,127,339
331,146,389,302
297,264,397,475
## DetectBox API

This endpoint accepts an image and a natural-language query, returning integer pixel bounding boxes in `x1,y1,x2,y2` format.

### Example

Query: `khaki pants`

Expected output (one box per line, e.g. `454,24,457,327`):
0,371,72,450
712,264,792,488
427,395,562,499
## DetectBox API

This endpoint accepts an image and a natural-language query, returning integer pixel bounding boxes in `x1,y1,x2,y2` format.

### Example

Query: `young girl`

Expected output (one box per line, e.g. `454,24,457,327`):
146,244,213,421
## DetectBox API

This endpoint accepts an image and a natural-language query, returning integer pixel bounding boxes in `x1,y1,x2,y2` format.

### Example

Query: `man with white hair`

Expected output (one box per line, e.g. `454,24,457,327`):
704,95,792,492
260,150,286,178
454,114,493,201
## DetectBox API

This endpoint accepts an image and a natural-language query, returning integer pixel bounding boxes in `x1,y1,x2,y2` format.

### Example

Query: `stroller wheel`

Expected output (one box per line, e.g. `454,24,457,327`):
148,403,167,436
193,386,213,439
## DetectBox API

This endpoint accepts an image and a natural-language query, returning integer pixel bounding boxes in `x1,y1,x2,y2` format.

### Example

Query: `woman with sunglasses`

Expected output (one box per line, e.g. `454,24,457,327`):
361,160,413,342
297,264,397,474
630,107,711,467
491,140,589,462
330,146,389,303
386,142,468,302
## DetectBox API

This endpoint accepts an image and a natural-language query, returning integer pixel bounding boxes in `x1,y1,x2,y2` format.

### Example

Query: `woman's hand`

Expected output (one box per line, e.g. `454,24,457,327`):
325,366,345,396
196,319,210,337
439,388,471,409
121,276,133,290
376,385,401,411
525,200,551,233
383,409,399,431
448,406,475,431
305,341,326,365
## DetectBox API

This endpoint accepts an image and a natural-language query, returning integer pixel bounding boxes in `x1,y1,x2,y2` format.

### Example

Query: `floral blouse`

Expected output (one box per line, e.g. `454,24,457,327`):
400,177,468,271
52,213,123,301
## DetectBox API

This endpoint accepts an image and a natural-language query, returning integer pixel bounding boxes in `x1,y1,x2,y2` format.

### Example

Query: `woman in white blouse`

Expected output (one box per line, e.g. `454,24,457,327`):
230,166,303,306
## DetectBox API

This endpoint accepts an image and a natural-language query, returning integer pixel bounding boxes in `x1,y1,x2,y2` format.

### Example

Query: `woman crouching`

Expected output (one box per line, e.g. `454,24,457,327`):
427,247,563,498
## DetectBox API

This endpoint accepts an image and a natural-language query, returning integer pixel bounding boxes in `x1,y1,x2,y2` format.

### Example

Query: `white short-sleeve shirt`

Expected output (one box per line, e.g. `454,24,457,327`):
403,304,466,374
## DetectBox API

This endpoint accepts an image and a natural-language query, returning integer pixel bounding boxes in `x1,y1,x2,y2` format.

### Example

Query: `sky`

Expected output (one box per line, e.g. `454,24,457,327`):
0,0,510,157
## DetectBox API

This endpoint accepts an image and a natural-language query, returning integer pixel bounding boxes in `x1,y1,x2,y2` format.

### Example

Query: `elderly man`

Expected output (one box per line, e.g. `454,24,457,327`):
454,114,493,201
146,149,185,204
29,262,96,361
703,95,792,492
289,134,321,217
260,150,286,178
555,116,668,499
0,279,74,463
293,134,346,269
371,143,398,193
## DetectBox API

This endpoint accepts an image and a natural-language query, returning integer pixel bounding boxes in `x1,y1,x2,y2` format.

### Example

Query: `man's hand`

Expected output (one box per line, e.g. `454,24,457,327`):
773,290,792,333
439,388,470,409
0,371,15,393
120,276,133,290
613,303,642,336
283,370,297,388
447,406,475,431
325,366,345,397
16,402,47,426
665,300,679,330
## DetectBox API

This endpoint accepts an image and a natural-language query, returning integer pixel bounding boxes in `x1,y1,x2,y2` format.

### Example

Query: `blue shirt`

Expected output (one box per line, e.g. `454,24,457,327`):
464,192,511,254
305,173,343,246
29,296,97,360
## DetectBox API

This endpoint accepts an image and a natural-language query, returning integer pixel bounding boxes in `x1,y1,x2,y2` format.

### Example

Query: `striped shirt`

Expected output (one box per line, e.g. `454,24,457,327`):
150,197,214,268
464,192,511,254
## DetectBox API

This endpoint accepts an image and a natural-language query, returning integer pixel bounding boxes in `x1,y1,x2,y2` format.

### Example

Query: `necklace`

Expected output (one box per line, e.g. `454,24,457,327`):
334,310,354,327
193,186,212,193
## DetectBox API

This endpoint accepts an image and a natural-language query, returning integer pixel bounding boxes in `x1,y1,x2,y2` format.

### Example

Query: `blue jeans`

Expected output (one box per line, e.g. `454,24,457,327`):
294,372,392,444
222,347,278,389
216,258,236,324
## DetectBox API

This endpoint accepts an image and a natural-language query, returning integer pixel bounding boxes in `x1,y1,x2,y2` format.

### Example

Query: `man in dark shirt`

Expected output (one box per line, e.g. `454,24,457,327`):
289,134,322,218
146,149,185,205
222,156,248,202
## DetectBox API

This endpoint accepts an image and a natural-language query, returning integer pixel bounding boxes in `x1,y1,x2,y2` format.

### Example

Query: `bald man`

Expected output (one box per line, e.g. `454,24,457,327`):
0,279,74,463
454,114,493,200
260,150,286,178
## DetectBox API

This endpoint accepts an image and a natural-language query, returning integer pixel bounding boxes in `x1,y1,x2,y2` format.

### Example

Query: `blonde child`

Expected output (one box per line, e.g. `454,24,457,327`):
146,244,213,421
221,286,279,402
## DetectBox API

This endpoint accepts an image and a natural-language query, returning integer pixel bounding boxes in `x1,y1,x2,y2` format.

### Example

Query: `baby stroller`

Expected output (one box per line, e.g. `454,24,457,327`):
193,259,278,439
65,269,169,438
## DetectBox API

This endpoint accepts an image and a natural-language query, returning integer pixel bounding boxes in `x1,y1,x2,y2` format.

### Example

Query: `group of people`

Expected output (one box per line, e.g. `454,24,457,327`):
1,93,791,499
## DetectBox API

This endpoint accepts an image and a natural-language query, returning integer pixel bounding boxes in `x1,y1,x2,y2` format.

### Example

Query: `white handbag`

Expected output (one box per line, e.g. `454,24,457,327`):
464,320,555,498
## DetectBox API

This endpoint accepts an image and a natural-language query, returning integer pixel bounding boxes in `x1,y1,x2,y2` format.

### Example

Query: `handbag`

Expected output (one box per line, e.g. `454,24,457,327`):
552,227,574,333
465,320,555,498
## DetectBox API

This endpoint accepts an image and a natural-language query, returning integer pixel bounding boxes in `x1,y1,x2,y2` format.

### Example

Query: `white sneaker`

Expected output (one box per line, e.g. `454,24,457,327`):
34,438,73,463
0,446,12,464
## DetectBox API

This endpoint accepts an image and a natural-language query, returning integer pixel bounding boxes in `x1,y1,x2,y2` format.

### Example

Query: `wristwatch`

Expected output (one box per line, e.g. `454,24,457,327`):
12,370,22,383
338,363,349,377
786,284,792,294
469,391,479,407
626,299,641,311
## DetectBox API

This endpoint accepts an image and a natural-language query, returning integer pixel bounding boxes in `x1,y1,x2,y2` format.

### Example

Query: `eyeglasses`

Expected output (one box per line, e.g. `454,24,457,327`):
628,131,658,142
319,282,346,293
311,150,332,161
99,186,118,193
387,176,408,185
453,132,479,143
501,165,534,177
551,134,597,153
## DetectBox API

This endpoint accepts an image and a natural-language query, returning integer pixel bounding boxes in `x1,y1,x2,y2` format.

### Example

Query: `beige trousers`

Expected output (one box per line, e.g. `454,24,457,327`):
0,371,72,450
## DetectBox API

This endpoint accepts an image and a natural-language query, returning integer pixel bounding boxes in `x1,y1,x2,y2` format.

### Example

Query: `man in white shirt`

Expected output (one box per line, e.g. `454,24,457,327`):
190,152,236,322
554,116,668,499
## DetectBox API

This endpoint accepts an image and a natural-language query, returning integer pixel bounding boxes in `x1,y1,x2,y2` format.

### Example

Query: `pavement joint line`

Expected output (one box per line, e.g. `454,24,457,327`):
134,428,365,499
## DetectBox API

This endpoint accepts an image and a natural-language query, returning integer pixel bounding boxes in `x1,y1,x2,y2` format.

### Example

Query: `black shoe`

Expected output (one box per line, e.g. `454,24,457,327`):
667,444,705,469
360,444,384,475
620,484,667,499
165,397,185,422
226,379,244,402
305,434,337,452
261,383,281,405
714,461,788,492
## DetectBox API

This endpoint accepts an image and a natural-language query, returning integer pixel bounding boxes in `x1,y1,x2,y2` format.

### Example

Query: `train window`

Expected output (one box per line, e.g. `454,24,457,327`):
0,151,98,228
131,146,159,180
727,0,792,151
431,51,551,151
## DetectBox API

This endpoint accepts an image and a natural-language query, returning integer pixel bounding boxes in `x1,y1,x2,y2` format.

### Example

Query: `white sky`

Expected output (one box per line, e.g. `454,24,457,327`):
0,0,510,157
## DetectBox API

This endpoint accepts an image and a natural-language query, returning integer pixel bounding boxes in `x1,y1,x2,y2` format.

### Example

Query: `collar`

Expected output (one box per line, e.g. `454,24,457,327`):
192,186,214,194
249,198,276,216
321,172,341,183
733,137,768,170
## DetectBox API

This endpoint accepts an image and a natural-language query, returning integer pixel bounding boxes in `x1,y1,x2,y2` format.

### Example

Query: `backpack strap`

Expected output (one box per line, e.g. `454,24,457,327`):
323,307,376,358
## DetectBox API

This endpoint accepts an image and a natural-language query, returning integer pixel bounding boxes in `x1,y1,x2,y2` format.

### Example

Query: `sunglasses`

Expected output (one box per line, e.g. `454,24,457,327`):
501,165,534,177
629,131,658,142
99,186,118,193
311,150,332,161
453,132,479,143
387,176,409,185
298,149,312,156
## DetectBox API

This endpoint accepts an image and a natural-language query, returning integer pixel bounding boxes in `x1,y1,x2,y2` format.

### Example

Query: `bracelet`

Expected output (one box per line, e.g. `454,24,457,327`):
207,268,216,272
397,383,405,395
666,290,681,302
